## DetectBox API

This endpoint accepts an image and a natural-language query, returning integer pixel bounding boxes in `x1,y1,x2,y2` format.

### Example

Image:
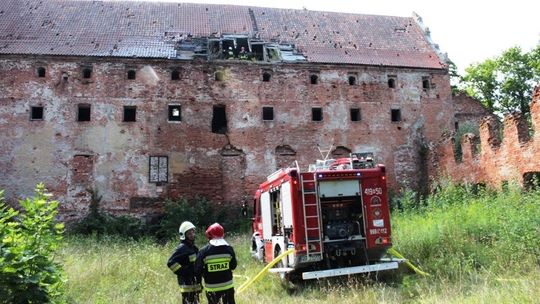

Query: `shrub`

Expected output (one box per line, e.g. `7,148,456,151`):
71,189,145,239
0,184,65,303
158,197,250,240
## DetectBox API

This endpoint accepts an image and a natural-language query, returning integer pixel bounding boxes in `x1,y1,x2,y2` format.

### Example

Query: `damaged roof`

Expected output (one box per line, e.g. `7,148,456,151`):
0,0,446,69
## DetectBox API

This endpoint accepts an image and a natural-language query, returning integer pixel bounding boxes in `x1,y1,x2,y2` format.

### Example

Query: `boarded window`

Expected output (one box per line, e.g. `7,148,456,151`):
312,107,323,121
31,106,44,120
123,106,136,122
77,104,91,122
262,106,274,121
149,156,168,183
350,108,361,122
168,105,181,122
212,105,227,134
391,109,401,122
72,155,94,184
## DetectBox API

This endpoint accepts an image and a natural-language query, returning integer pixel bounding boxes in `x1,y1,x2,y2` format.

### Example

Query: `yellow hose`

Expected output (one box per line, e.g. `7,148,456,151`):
237,248,295,294
387,247,429,276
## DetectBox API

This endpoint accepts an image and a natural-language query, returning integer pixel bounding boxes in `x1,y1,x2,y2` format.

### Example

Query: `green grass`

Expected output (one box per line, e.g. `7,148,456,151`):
60,185,540,303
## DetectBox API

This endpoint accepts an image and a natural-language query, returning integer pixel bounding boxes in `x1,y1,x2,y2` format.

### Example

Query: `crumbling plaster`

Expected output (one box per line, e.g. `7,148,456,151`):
0,55,453,219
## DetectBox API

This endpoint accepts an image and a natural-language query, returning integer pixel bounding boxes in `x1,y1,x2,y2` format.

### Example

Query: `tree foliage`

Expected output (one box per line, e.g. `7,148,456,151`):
461,45,540,115
0,184,65,303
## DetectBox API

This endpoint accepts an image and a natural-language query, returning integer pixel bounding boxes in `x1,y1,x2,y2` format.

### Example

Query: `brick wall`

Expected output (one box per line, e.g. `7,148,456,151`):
0,56,453,219
435,86,540,188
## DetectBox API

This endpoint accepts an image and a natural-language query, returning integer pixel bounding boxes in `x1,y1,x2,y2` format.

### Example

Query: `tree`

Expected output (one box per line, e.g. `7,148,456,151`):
460,45,540,116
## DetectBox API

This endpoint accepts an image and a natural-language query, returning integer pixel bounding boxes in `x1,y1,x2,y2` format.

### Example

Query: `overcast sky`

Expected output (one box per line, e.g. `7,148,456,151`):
122,0,539,74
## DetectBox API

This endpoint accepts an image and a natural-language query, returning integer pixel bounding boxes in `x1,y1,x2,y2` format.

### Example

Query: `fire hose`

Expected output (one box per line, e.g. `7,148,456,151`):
236,248,294,294
235,247,427,294
387,247,430,276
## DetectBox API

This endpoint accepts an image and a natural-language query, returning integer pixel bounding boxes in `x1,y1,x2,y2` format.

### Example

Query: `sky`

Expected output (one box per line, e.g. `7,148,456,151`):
122,0,539,74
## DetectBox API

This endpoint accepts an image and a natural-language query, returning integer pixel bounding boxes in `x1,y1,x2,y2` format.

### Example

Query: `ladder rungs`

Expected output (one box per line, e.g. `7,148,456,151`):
304,203,318,206
305,215,319,218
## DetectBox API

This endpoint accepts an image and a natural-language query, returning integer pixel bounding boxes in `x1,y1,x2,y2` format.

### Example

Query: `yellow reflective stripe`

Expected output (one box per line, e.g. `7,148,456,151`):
169,263,181,272
179,284,202,292
203,254,231,263
204,257,231,264
189,254,196,262
204,280,234,292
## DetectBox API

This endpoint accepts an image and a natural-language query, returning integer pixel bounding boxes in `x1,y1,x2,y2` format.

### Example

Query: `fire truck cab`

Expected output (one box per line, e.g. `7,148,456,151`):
251,153,399,280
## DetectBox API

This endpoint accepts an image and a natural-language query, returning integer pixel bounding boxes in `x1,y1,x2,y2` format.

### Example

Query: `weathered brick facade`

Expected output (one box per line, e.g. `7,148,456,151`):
436,86,540,189
0,1,459,220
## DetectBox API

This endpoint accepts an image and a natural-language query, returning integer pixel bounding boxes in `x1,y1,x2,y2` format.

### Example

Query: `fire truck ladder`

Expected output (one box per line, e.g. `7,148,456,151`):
300,174,323,261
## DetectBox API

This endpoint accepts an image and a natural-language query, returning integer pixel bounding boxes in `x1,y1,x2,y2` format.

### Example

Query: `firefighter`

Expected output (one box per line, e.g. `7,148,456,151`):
167,221,202,304
195,223,237,304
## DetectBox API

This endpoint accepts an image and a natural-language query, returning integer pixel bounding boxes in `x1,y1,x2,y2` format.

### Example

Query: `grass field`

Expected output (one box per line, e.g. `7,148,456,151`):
60,184,540,303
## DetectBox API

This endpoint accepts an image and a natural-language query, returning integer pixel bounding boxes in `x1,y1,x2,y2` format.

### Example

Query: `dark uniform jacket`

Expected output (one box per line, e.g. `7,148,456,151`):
167,240,202,293
195,242,237,292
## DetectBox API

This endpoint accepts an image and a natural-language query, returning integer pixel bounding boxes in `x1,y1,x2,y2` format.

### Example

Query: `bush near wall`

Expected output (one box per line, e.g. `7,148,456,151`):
157,197,251,240
0,184,65,304
70,194,251,240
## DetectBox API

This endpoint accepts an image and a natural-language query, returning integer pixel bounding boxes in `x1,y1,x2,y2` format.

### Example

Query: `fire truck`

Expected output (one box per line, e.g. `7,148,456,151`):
250,152,399,280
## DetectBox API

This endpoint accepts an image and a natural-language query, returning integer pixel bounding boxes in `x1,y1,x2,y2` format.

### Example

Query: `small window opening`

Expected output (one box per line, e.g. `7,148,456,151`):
215,70,224,81
262,72,271,82
127,70,136,80
523,172,540,191
454,121,459,131
262,106,274,121
212,105,228,134
312,107,323,121
77,104,91,122
37,67,46,78
82,67,92,79
310,74,319,85
123,106,136,122
391,109,401,122
422,76,430,89
388,75,397,88
348,75,356,85
171,69,180,80
31,106,44,120
168,105,182,122
350,108,361,122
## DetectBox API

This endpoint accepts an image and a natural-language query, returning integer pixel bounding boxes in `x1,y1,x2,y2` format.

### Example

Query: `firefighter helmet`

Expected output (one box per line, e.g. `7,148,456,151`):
178,221,196,240
205,223,224,240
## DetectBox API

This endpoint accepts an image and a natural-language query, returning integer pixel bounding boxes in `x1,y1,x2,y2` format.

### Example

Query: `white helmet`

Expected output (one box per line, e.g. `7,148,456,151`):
178,221,196,240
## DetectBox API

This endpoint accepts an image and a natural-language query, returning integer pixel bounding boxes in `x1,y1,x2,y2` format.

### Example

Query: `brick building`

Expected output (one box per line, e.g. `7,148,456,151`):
0,0,457,220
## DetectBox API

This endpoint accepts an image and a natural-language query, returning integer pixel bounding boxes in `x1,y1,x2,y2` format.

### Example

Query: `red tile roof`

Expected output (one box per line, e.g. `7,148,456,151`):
0,0,445,69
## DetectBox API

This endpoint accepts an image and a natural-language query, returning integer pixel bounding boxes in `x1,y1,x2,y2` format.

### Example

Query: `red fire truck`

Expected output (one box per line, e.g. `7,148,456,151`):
251,153,399,280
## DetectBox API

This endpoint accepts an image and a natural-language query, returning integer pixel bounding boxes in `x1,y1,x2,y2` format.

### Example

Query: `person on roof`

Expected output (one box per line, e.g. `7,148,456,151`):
195,223,237,304
167,221,202,304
